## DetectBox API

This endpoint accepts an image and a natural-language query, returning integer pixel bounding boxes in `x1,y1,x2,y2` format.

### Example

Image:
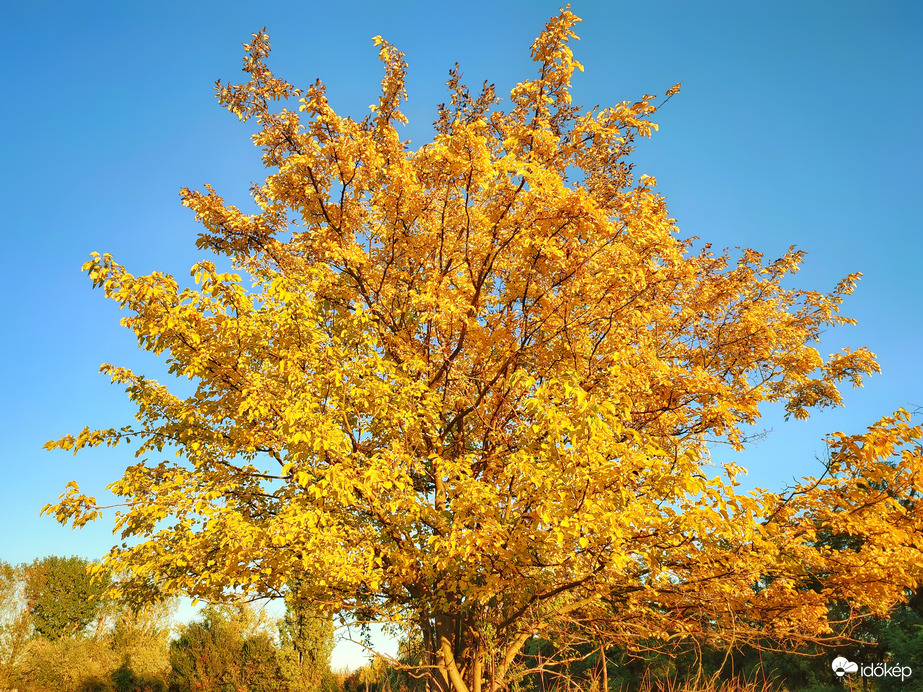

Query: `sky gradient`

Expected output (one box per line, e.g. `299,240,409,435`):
1,0,921,669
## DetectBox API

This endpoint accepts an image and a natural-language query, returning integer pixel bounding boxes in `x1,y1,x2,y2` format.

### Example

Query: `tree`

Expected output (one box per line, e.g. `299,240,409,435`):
168,603,283,692
3,560,174,692
107,598,175,691
277,588,335,692
0,561,31,687
44,10,923,692
24,556,109,641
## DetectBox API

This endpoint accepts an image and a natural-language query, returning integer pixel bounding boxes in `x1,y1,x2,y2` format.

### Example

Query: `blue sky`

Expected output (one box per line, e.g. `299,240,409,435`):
1,0,921,668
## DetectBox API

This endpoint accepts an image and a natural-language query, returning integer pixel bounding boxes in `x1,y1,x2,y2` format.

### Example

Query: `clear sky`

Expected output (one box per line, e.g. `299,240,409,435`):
1,0,921,670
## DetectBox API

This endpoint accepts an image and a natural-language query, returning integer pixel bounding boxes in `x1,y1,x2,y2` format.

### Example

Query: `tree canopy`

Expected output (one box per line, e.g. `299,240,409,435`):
45,10,923,692
24,556,109,641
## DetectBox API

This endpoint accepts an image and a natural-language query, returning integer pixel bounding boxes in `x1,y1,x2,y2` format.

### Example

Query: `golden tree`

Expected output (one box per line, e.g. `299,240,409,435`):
46,10,923,692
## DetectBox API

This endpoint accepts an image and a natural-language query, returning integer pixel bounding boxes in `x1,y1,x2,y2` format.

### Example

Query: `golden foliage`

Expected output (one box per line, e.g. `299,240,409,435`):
45,9,923,692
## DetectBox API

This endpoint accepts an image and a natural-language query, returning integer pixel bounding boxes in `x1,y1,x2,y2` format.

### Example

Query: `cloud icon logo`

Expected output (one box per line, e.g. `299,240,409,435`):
832,657,859,677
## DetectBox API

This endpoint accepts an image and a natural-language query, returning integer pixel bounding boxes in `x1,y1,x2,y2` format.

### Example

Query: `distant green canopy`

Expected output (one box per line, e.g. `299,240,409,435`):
25,555,109,640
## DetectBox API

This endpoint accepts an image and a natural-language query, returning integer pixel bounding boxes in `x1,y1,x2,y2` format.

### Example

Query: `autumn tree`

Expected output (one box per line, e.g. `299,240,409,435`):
107,597,175,690
0,562,31,687
45,10,923,692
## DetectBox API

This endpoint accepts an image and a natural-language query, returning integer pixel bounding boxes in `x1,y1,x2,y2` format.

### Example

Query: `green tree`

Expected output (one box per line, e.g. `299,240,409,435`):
278,590,335,692
168,603,284,692
3,561,174,692
24,556,109,641
874,601,923,692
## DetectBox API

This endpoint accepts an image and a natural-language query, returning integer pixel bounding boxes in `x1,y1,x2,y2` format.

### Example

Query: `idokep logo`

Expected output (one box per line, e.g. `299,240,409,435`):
832,656,913,682
832,657,858,677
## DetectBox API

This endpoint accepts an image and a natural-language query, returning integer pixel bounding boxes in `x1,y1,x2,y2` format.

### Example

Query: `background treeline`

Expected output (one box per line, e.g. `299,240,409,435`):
507,605,923,692
2,556,921,692
0,556,338,692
